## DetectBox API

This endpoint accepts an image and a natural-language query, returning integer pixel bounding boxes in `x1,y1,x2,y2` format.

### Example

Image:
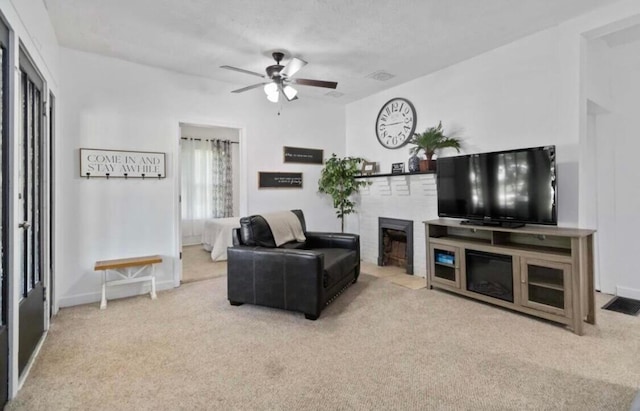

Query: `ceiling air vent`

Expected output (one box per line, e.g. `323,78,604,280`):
366,71,395,81
325,91,344,98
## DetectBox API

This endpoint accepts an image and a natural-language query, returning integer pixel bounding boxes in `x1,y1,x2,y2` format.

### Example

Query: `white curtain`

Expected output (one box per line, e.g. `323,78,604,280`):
181,138,233,245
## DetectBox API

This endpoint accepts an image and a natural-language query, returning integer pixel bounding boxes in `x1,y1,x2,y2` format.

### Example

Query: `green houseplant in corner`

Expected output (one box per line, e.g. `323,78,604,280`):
409,121,462,171
318,154,370,232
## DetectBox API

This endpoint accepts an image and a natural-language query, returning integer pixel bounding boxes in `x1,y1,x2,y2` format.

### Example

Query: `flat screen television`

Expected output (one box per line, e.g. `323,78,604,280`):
436,145,557,227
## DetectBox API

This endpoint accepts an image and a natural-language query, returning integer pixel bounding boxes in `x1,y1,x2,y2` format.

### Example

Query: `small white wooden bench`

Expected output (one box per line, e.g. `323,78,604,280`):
94,255,162,309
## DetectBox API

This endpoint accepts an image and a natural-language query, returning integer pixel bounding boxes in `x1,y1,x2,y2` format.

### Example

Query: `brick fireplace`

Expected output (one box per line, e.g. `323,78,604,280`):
348,173,437,278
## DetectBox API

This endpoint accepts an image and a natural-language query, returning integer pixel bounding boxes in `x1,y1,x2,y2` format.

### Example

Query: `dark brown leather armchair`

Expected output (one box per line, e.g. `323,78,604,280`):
227,210,360,320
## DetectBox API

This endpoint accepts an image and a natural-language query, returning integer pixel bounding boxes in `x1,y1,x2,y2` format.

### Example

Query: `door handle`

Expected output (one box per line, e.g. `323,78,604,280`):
18,221,31,229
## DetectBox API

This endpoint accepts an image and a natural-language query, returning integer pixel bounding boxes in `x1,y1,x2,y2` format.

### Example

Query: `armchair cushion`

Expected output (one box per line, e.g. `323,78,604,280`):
281,241,307,250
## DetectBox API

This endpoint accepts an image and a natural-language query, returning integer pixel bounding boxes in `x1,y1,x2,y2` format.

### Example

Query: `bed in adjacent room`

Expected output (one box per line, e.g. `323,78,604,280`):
202,217,240,261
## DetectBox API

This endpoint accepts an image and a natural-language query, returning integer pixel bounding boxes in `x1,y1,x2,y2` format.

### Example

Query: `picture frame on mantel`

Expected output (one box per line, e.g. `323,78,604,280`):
283,146,324,165
391,162,405,174
361,161,376,175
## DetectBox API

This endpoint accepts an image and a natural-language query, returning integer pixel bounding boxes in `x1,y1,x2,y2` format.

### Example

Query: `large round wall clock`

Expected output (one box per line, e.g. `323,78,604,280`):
375,97,417,149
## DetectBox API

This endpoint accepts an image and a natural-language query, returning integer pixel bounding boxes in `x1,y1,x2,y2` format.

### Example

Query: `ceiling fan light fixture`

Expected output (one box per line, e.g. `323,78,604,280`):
264,82,278,95
266,91,279,103
283,85,298,100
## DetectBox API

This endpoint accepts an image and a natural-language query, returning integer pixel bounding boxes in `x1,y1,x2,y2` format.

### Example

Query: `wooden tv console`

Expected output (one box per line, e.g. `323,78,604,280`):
424,219,596,335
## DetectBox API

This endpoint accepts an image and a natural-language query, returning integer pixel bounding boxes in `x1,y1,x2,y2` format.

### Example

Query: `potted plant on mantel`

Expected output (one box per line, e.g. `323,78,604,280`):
318,154,370,232
409,121,462,172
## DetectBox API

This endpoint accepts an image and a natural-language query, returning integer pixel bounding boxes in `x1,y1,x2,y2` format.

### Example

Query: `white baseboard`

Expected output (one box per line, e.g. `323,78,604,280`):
615,286,640,301
57,279,176,308
182,236,201,246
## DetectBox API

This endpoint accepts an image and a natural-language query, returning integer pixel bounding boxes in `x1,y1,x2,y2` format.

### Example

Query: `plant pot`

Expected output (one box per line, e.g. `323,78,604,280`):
419,159,437,172
419,158,438,172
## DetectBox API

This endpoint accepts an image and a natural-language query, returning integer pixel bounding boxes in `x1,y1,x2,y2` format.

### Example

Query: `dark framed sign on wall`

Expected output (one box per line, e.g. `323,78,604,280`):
283,146,323,164
258,172,303,188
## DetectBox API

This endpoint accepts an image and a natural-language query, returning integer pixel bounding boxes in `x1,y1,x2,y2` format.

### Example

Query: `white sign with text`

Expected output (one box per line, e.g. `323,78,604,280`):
80,148,166,178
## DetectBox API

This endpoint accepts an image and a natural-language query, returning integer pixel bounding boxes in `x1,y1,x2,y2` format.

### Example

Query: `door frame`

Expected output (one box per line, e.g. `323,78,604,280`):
0,12,11,407
173,121,247,287
48,92,55,317
10,42,51,396
0,7,56,401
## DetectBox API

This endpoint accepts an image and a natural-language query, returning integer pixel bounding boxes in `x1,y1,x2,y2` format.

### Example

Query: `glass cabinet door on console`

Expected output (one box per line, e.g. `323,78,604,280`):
520,258,572,317
429,244,460,289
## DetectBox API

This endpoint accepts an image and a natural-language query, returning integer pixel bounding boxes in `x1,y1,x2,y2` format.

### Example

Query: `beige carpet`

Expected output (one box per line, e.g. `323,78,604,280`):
181,244,227,283
7,272,640,410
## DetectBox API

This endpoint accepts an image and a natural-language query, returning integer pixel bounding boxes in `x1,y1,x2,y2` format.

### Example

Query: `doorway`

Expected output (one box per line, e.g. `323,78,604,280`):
178,123,240,284
584,21,640,299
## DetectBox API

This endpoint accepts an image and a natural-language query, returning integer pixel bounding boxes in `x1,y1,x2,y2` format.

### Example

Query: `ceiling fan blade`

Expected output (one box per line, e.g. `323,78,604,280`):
231,82,269,93
220,65,266,78
280,57,307,78
291,78,338,89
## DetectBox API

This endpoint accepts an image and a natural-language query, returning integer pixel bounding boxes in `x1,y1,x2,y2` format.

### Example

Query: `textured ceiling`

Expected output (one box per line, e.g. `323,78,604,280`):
45,0,619,104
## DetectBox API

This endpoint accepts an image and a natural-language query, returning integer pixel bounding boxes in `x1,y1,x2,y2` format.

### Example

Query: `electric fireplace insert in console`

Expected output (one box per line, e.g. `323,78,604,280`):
465,250,513,303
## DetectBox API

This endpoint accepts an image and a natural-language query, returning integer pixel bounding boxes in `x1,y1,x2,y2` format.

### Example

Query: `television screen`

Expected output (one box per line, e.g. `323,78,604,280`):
437,146,557,226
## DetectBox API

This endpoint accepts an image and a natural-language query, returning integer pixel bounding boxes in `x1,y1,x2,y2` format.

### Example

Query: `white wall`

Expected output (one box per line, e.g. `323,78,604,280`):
345,1,640,293
586,39,614,111
345,27,575,274
57,47,345,307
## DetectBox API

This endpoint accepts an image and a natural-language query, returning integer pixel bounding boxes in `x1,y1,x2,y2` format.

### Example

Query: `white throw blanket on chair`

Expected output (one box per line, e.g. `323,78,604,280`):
261,211,306,246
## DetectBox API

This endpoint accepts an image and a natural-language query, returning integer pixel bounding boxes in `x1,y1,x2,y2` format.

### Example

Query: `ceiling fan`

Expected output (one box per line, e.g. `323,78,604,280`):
221,52,338,103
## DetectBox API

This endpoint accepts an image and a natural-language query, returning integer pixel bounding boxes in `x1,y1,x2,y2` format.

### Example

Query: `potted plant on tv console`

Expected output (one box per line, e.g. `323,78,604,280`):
409,121,462,171
318,154,370,232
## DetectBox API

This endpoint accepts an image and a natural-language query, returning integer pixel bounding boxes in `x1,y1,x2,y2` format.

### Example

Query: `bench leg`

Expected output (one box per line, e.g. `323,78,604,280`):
100,271,107,310
150,265,157,300
150,274,158,300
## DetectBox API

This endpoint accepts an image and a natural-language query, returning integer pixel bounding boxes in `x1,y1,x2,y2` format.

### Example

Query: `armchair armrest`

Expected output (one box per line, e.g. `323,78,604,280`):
305,232,359,252
227,246,325,317
231,228,242,246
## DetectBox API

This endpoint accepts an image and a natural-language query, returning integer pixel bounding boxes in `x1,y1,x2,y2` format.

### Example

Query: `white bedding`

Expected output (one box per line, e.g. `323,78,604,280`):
202,217,240,261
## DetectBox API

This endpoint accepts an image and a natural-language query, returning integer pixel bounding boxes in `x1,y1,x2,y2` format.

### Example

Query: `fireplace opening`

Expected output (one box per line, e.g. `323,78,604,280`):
382,229,407,268
378,217,413,275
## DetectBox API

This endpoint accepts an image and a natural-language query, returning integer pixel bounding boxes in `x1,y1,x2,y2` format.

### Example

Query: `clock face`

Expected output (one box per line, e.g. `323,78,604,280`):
375,98,417,149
